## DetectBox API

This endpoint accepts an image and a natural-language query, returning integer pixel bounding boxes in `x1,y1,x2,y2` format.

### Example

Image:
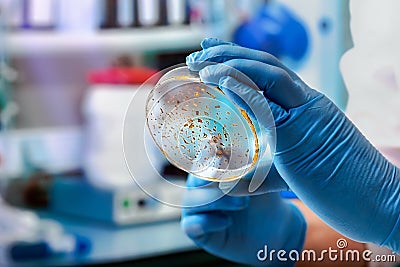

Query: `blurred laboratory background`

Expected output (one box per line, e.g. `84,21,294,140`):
0,0,351,266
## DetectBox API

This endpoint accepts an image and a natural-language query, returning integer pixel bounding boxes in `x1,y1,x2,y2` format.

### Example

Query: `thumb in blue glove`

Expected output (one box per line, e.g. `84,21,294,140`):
181,174,306,266
187,38,400,254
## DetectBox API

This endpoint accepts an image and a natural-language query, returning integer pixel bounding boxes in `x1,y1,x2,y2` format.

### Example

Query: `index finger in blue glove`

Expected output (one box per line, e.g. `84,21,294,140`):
217,75,282,137
200,38,238,49
218,75,277,129
187,42,298,79
189,39,239,71
211,74,288,131
200,60,314,110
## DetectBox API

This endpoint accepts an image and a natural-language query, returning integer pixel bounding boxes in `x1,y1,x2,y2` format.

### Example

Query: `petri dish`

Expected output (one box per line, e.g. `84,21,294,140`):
146,65,274,182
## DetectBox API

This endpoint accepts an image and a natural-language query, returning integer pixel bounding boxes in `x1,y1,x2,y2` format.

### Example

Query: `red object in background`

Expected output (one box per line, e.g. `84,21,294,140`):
87,67,158,85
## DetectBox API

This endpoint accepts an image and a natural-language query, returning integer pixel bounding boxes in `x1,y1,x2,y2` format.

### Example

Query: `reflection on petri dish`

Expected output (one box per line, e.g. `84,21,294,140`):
146,66,273,182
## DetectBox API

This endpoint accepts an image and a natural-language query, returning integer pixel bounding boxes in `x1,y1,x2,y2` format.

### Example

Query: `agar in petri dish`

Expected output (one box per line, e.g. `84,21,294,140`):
146,65,275,182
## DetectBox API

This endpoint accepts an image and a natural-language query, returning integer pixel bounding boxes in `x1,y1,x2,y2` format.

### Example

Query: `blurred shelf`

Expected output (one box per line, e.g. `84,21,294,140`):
5,25,206,56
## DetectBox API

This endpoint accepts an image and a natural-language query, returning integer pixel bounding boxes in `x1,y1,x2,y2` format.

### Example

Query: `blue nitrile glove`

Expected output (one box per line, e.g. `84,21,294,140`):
181,174,306,266
219,164,289,196
186,38,400,253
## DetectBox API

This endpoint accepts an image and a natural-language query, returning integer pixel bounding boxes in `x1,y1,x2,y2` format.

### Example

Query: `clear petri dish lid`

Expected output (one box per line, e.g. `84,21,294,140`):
154,66,200,86
146,64,275,182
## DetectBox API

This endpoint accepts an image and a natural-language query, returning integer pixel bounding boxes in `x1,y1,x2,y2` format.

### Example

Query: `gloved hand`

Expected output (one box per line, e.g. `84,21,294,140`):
181,174,306,266
220,163,289,196
186,38,400,253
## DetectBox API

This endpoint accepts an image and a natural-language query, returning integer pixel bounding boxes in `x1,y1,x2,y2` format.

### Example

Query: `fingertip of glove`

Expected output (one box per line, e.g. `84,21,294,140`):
200,38,217,49
200,38,224,49
201,38,238,49
185,55,192,65
186,54,198,70
181,217,206,238
186,50,204,63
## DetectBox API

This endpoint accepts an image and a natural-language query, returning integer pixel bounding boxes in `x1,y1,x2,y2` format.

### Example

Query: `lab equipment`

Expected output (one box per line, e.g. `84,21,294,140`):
137,0,160,26
256,0,349,110
117,0,135,28
188,38,400,253
9,234,89,261
21,0,56,30
1,0,22,29
83,67,161,189
146,65,275,182
155,0,168,26
50,177,182,225
233,1,308,61
57,0,97,32
99,0,118,29
0,198,88,264
168,0,190,25
121,0,188,28
57,66,182,224
181,174,305,266
131,0,140,27
0,127,82,179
